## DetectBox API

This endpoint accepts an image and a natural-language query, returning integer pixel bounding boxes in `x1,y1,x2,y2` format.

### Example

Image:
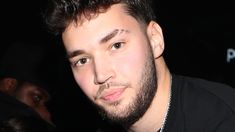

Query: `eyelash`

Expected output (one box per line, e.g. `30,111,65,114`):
73,57,90,67
72,42,125,67
111,42,124,50
33,94,43,104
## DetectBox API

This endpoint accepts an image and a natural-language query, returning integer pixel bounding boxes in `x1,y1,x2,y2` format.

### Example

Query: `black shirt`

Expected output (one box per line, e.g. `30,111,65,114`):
163,74,235,132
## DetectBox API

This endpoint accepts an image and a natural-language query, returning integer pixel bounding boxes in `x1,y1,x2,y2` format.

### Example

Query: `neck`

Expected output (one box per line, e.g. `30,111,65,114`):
129,57,172,132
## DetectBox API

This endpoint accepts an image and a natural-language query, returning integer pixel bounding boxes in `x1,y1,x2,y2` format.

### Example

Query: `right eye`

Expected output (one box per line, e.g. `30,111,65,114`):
111,42,124,50
74,57,90,67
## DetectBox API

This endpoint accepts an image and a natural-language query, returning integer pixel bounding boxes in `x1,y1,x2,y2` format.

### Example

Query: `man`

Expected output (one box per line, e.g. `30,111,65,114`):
43,0,235,131
0,41,55,127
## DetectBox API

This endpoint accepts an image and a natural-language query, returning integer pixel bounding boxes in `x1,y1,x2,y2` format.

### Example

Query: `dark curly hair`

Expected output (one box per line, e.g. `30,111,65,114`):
43,0,156,35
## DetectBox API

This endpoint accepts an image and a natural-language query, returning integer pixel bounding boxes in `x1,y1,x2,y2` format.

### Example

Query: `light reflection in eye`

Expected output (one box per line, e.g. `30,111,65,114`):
75,57,90,67
33,94,43,104
111,42,124,50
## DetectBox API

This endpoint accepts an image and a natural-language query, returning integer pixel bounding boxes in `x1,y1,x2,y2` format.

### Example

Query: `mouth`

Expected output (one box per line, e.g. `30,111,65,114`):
100,88,126,102
95,84,127,103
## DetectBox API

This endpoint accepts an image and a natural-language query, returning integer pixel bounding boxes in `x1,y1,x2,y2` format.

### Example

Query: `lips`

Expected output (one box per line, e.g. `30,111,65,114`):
100,88,126,102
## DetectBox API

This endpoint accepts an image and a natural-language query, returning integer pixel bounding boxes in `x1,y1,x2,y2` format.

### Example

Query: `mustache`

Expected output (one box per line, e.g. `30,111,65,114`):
95,82,129,100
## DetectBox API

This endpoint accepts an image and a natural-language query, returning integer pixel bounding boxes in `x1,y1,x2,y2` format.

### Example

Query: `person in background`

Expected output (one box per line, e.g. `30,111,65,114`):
0,41,55,129
43,0,235,131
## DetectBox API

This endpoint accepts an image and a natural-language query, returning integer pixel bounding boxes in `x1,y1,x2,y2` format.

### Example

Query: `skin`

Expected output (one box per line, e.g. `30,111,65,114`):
62,3,171,132
15,82,52,124
0,78,53,125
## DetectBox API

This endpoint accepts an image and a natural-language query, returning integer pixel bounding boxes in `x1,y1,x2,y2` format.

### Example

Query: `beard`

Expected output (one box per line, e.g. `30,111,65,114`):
94,46,158,129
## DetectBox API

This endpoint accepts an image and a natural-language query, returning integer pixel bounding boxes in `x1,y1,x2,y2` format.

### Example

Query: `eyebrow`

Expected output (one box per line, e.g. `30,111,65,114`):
99,29,119,44
36,87,50,101
100,29,129,44
67,50,85,59
67,29,130,59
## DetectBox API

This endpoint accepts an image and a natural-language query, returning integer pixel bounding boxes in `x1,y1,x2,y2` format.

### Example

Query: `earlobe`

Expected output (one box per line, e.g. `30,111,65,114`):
147,21,165,58
0,78,18,94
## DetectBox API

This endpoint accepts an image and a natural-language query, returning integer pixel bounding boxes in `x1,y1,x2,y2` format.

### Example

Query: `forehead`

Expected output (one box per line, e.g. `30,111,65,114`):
18,82,48,95
62,4,142,51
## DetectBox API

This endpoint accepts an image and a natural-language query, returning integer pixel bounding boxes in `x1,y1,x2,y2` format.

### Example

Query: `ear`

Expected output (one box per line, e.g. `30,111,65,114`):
0,78,18,95
146,21,165,59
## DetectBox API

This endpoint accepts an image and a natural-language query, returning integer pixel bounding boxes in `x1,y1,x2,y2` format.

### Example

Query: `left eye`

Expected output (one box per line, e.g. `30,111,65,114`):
111,42,124,50
33,95,42,103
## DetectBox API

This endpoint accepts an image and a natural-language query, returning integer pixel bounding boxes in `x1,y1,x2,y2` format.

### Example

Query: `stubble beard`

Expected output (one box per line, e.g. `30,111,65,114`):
94,47,158,129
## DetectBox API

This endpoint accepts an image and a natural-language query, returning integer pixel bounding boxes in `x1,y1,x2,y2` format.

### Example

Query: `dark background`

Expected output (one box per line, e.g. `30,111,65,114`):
1,0,234,131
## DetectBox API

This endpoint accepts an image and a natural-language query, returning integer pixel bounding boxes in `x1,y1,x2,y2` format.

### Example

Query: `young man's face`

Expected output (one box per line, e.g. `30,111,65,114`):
62,4,163,125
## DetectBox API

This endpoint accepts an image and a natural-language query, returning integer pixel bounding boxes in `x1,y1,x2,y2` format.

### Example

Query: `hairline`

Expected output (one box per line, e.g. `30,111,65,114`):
63,3,149,34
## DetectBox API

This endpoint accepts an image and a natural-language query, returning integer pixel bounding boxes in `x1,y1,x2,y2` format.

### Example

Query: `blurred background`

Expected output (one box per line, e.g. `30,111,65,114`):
1,0,234,131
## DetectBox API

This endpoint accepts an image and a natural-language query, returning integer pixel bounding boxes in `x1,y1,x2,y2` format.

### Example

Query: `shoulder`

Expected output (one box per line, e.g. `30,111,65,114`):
171,74,235,131
173,74,235,111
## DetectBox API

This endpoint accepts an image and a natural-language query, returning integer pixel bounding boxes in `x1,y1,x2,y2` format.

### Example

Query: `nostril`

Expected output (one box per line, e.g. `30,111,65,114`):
94,75,113,85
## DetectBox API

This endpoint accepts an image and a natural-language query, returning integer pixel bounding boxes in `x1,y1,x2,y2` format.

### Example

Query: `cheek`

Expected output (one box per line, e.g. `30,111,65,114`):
16,92,31,105
72,68,95,100
115,46,147,82
19,96,34,107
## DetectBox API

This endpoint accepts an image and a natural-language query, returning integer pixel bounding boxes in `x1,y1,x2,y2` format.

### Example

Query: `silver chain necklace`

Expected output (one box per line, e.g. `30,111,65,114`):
159,75,172,132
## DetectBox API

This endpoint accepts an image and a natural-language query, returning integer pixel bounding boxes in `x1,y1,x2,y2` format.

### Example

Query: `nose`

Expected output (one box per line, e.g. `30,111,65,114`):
36,105,53,125
93,56,115,85
37,106,51,121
